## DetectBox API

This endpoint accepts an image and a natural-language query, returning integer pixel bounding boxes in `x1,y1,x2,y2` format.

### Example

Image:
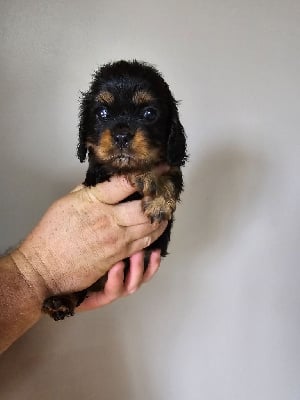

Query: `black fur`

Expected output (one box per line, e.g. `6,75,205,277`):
42,60,187,320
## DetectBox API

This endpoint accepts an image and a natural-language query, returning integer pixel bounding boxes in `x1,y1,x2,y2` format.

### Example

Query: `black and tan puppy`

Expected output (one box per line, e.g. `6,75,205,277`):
42,60,187,320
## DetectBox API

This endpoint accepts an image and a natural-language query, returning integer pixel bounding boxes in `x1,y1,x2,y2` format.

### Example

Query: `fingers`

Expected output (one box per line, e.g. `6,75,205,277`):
127,220,168,255
82,176,136,205
73,165,170,206
142,249,161,283
102,262,126,299
124,251,145,293
77,262,125,311
77,250,162,312
114,200,149,226
123,250,161,291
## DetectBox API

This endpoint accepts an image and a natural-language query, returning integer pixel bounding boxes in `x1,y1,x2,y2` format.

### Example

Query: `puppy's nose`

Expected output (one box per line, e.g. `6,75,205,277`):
113,132,131,148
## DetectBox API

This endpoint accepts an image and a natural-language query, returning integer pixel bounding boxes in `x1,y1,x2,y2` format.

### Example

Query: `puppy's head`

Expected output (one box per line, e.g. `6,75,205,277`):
78,60,187,171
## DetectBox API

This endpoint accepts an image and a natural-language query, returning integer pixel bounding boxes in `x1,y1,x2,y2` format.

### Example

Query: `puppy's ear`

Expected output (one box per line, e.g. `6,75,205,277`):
77,129,87,163
167,101,188,167
77,92,91,163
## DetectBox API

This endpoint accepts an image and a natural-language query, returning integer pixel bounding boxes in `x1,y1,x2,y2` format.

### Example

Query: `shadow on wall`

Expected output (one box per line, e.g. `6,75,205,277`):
0,311,135,399
0,159,83,254
171,142,267,258
0,142,268,400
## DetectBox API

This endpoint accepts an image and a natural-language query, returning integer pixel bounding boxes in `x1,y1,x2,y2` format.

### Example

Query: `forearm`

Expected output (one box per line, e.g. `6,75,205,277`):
0,253,45,354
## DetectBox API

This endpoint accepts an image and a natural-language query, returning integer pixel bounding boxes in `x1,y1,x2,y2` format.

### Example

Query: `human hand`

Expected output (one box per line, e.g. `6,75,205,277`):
11,176,167,303
78,249,161,311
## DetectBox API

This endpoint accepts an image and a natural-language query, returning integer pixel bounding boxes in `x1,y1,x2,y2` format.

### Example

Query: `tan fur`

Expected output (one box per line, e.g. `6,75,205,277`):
131,129,160,162
131,171,177,222
88,129,114,160
132,90,154,105
96,91,114,104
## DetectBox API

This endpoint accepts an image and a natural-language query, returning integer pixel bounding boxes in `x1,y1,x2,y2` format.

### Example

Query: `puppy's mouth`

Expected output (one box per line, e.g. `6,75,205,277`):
88,128,160,170
88,142,139,166
111,151,135,164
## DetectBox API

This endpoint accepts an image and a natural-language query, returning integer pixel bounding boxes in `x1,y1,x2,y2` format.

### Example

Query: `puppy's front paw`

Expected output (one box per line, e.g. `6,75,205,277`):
130,173,157,197
42,295,75,321
142,196,175,223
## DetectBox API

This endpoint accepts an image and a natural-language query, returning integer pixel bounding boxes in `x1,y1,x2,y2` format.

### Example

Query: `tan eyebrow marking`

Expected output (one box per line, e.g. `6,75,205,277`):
132,90,154,105
96,91,114,104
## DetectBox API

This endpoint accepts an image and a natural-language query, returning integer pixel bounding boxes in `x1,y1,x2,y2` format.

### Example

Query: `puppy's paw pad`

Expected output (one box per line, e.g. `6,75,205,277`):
42,295,75,321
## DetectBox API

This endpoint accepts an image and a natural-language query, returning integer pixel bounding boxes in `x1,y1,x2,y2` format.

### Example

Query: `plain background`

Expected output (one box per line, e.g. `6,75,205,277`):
0,1,299,399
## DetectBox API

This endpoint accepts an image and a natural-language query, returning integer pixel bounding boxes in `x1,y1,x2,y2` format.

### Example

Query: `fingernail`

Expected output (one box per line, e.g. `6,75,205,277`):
128,286,138,294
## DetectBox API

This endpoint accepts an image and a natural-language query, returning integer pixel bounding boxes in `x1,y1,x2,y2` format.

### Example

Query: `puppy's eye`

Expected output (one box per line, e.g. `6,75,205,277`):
142,107,158,122
96,106,109,120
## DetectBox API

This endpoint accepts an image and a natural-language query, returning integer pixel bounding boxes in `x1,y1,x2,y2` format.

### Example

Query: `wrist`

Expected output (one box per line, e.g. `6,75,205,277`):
10,246,52,305
0,254,44,352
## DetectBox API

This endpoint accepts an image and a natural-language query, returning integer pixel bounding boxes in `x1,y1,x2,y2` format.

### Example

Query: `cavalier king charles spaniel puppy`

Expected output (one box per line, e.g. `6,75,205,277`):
42,60,187,320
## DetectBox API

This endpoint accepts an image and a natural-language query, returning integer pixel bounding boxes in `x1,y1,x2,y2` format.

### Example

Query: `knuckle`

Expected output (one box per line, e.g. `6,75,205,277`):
120,176,133,191
144,235,152,248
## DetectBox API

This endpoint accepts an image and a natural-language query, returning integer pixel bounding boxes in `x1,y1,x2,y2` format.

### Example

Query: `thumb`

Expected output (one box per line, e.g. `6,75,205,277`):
75,176,137,205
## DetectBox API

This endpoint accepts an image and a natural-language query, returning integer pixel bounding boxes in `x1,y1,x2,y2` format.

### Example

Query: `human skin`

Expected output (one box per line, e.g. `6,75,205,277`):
0,176,167,353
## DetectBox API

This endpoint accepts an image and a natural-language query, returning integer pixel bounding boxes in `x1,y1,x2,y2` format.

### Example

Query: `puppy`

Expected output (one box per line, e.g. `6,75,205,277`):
42,60,187,320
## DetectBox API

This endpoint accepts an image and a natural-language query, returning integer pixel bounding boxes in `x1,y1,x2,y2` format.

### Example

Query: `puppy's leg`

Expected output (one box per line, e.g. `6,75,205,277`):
42,290,87,321
132,167,183,223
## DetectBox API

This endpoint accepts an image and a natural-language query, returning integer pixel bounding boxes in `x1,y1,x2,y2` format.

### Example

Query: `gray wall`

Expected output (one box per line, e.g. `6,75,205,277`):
1,1,299,399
